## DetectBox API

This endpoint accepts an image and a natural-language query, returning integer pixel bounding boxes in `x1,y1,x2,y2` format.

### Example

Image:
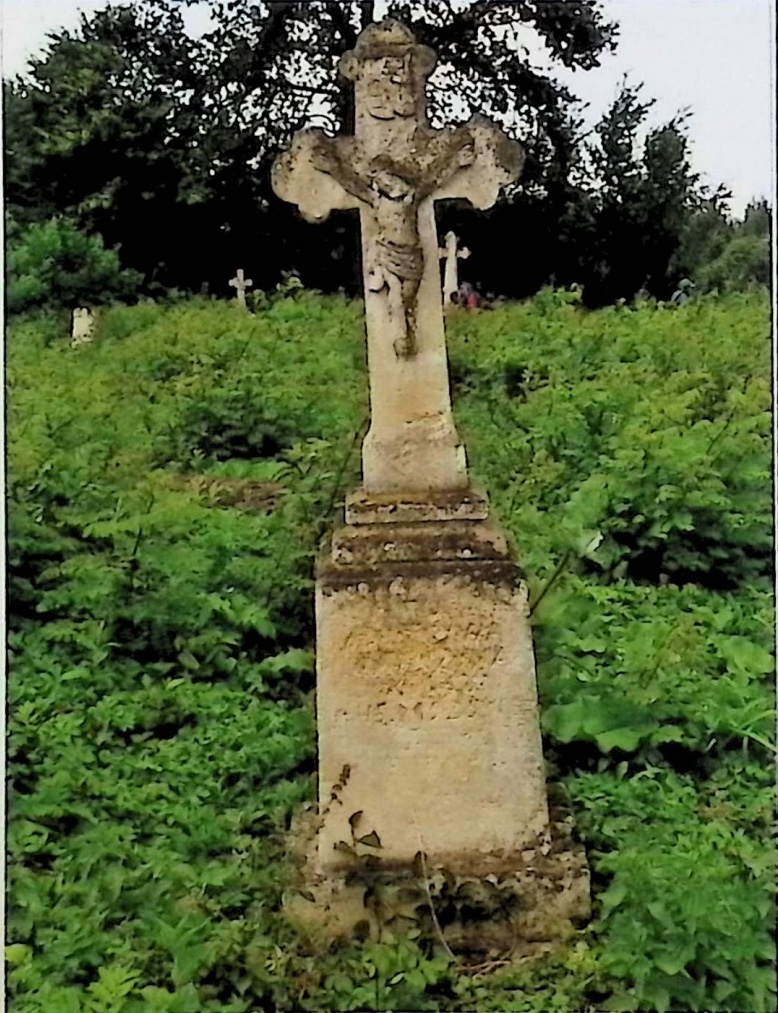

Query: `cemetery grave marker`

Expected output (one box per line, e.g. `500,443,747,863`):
70,307,95,347
229,268,253,307
439,230,471,308
273,18,588,951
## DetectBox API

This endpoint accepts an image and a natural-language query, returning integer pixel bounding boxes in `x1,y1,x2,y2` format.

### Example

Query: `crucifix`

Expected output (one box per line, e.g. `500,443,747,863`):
272,19,523,496
438,230,471,308
229,268,253,307
273,21,589,939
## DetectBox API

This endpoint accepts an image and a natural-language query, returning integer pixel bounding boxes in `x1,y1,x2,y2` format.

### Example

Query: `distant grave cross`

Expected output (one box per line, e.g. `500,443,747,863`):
70,307,95,347
272,19,523,494
438,231,471,307
229,268,253,306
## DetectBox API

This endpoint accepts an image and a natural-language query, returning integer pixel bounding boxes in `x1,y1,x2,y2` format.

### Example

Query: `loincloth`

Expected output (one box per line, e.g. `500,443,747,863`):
375,238,424,283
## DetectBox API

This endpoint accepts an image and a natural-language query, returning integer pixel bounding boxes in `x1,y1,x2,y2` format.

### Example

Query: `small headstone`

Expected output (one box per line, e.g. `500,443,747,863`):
438,230,470,308
70,308,95,347
229,268,253,307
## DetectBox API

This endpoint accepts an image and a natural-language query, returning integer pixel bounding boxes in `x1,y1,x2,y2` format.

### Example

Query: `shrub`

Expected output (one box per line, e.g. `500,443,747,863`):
5,217,142,314
449,291,773,588
698,233,771,293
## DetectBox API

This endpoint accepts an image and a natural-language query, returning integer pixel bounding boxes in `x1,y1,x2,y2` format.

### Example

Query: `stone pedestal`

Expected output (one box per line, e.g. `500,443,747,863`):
287,489,589,952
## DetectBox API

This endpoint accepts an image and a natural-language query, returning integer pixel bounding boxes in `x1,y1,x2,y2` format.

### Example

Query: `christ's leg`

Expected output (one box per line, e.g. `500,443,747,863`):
393,276,421,358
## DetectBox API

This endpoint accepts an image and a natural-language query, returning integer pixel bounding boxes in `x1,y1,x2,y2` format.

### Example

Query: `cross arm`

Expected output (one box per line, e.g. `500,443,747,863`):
272,129,363,223
434,116,525,210
416,130,478,202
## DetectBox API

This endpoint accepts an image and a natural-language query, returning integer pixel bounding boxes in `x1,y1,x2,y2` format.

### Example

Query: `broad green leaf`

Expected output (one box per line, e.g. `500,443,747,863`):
5,943,32,966
653,951,689,976
596,724,655,752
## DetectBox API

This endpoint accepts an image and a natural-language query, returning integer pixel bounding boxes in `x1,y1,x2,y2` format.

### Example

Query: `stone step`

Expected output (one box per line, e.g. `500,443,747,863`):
330,517,509,567
345,486,490,526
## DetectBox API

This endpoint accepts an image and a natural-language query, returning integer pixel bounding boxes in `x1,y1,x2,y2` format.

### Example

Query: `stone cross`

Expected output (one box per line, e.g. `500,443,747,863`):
229,268,253,307
274,21,589,945
70,307,95,347
438,230,470,307
272,19,523,496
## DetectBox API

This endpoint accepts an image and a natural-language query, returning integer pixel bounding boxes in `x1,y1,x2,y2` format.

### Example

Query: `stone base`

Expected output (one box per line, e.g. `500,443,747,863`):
345,486,490,526
296,485,590,948
285,807,590,955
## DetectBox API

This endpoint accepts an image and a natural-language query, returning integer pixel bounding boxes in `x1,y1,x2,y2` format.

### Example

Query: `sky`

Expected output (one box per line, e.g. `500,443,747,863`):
1,0,774,216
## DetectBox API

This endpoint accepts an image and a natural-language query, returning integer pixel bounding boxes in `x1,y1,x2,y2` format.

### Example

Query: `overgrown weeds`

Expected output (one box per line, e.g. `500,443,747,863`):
6,291,774,1012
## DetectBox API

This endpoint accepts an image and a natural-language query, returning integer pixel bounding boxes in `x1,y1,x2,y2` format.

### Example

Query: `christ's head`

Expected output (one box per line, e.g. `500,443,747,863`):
339,20,436,127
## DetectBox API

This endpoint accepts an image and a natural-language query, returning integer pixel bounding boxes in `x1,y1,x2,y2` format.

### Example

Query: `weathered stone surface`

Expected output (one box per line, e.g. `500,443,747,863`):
272,19,523,495
329,518,508,567
70,307,95,347
285,806,590,954
309,499,547,873
344,486,490,526
272,17,589,952
315,565,548,871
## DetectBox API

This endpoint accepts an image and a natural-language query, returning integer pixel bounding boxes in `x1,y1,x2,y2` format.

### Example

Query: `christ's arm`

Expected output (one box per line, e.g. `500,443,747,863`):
310,138,377,209
415,129,476,201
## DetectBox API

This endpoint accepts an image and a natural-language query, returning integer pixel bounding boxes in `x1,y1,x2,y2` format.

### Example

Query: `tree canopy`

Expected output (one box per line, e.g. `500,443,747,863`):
4,0,767,307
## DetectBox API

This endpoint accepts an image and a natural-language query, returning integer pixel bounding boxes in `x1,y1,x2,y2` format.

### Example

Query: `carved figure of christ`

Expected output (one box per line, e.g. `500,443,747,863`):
272,20,523,495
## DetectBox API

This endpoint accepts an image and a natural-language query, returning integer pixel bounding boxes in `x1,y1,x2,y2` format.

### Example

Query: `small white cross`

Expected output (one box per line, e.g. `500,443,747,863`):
229,268,254,307
439,231,471,308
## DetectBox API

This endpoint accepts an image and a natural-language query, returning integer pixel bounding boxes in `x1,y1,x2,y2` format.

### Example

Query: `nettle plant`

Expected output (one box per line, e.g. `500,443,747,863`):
449,289,772,589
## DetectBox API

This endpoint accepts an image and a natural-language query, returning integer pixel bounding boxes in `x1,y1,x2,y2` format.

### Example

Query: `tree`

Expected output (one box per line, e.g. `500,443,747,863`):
740,198,772,239
575,82,716,306
674,197,772,295
698,232,770,293
4,5,244,293
142,1,616,178
674,199,733,284
5,217,142,314
5,1,617,296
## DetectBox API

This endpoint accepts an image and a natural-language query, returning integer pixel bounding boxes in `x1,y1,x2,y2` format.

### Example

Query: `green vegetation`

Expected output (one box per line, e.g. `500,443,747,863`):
5,217,142,314
677,198,772,296
9,1,766,307
6,290,775,1012
3,1,617,299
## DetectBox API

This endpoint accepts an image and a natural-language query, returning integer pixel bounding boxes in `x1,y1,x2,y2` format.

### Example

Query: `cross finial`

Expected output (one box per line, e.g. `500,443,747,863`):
338,19,436,136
